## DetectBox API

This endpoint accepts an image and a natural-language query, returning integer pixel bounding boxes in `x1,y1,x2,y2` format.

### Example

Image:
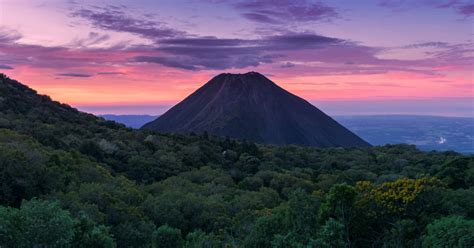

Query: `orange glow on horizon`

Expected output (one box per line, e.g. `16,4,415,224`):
5,66,472,108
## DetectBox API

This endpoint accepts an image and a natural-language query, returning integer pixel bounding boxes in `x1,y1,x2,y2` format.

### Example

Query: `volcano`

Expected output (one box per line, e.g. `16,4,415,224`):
142,72,370,147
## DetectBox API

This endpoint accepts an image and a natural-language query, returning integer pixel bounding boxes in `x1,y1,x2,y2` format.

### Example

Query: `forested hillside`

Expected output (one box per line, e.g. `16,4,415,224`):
1,74,473,247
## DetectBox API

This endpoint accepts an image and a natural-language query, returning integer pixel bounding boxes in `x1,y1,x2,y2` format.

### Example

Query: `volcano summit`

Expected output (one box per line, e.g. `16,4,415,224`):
142,72,370,147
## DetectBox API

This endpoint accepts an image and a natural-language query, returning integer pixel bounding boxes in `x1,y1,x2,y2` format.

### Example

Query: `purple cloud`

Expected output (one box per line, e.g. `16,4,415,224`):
0,42,112,69
0,65,13,70
233,0,338,24
242,12,281,24
458,3,474,16
130,30,473,74
280,62,296,68
160,37,252,46
379,0,474,17
0,29,137,71
2,8,471,78
70,32,111,47
265,33,341,49
57,73,93,77
435,1,474,16
2,27,470,76
403,42,450,48
97,72,126,75
134,56,199,70
72,5,184,39
133,33,341,70
0,29,22,44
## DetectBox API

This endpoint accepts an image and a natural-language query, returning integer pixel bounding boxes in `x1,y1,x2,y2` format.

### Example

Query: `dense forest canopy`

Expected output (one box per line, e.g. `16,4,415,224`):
0,74,473,247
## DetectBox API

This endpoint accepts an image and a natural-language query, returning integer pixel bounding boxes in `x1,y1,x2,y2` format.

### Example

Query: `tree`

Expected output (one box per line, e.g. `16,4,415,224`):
0,199,75,247
184,229,220,248
152,225,183,248
422,216,474,248
357,177,445,216
0,145,59,207
313,218,348,248
243,209,287,248
79,140,104,161
436,157,474,189
73,214,116,248
271,233,305,248
441,188,474,218
381,219,418,248
286,189,320,242
319,184,357,246
113,220,155,248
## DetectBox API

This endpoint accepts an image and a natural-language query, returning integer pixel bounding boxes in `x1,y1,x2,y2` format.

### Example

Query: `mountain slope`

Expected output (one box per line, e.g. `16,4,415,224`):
0,74,128,148
143,72,370,147
0,73,217,182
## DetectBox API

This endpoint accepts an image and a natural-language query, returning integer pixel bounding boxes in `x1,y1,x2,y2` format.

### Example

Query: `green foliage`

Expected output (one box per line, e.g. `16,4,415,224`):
243,210,286,248
73,214,116,248
152,225,183,248
381,219,419,248
184,229,220,248
271,233,306,248
441,188,474,218
286,189,320,242
435,157,474,189
422,216,474,248
319,184,356,247
320,184,357,221
313,218,348,248
0,199,75,247
357,177,445,217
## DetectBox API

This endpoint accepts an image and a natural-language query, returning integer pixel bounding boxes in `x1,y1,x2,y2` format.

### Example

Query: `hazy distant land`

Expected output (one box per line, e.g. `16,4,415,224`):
102,114,474,153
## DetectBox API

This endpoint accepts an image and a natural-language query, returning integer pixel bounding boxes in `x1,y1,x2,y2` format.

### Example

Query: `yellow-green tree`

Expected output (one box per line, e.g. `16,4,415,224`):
357,177,445,216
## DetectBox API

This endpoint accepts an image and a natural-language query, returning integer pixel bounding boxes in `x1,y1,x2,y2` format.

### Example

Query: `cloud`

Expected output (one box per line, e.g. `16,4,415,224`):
458,3,474,16
0,28,22,44
57,73,93,77
0,65,13,70
232,0,338,24
265,33,342,49
70,32,111,47
0,41,130,70
0,28,138,72
435,1,474,16
242,13,281,24
159,37,252,47
403,42,450,49
280,62,296,68
1,27,470,76
134,56,199,70
344,82,404,87
1,10,471,77
379,0,474,17
97,72,126,75
130,30,472,75
133,33,341,70
71,5,184,39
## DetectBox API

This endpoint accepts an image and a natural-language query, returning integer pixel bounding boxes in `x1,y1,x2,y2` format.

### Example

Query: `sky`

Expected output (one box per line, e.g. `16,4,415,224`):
0,0,473,116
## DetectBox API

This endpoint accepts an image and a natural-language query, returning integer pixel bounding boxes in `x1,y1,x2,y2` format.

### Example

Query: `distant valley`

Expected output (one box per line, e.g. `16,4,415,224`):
336,115,474,154
102,114,474,153
101,114,157,129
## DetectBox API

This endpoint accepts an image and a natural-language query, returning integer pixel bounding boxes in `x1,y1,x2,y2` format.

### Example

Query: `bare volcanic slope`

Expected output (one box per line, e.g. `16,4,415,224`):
142,72,370,147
